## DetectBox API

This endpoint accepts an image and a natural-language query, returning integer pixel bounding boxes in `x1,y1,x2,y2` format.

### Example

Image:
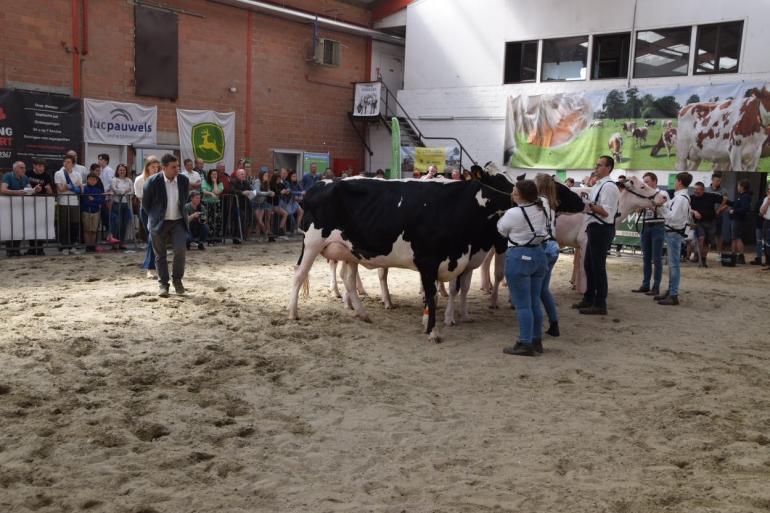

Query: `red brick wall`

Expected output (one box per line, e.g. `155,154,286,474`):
0,0,371,170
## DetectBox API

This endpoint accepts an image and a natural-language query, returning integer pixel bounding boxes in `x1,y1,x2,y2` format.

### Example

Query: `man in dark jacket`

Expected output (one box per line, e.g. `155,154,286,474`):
142,154,190,297
725,179,752,264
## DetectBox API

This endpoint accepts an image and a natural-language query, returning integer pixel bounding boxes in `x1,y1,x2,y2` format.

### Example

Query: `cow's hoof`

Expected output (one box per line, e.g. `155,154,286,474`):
444,320,455,327
331,290,342,298
358,290,368,297
383,302,394,310
428,333,442,344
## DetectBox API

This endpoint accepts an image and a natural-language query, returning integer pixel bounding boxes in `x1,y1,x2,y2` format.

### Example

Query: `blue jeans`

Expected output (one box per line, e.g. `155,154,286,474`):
755,227,764,260
140,208,156,270
110,202,133,242
665,232,683,297
640,222,665,289
541,240,559,323
764,220,770,252
506,245,547,345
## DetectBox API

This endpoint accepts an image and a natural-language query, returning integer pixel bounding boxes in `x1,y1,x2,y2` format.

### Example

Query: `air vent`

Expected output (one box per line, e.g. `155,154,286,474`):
313,38,341,66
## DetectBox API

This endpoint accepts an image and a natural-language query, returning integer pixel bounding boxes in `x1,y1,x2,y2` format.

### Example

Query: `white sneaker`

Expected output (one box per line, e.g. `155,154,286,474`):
62,249,70,255
69,248,81,255
146,270,157,279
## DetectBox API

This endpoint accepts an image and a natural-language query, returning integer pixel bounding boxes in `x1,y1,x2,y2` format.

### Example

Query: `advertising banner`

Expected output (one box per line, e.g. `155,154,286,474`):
0,89,82,171
400,145,461,174
504,82,770,172
84,98,157,145
303,152,330,175
176,109,235,173
353,82,382,117
613,211,642,247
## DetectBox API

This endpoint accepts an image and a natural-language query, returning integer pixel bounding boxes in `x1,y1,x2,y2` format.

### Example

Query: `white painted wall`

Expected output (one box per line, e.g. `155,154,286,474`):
391,0,770,177
366,41,406,173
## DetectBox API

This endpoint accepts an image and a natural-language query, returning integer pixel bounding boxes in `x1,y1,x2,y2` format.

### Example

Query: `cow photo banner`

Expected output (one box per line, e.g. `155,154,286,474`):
84,98,157,145
504,81,770,171
176,109,235,173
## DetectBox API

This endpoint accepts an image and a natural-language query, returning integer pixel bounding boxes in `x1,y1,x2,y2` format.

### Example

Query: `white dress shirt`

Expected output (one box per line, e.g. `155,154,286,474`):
760,197,770,221
134,174,147,199
585,176,620,226
182,170,201,186
100,165,115,193
164,174,182,221
54,169,83,206
642,187,665,223
497,197,553,247
662,189,691,232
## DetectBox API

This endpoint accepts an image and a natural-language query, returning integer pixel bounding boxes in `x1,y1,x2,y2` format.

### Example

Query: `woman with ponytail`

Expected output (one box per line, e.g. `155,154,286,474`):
535,173,560,338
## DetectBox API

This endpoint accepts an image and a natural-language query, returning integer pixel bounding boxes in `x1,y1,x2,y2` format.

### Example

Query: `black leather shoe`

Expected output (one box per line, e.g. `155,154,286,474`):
571,299,592,309
657,295,679,305
579,306,607,315
503,343,536,356
644,288,660,296
653,292,669,301
158,286,170,298
546,321,560,337
532,338,543,354
631,286,650,293
173,282,186,295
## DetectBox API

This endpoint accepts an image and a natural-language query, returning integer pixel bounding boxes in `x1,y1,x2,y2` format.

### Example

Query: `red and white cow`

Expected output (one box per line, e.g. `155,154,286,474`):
608,133,624,162
676,87,770,171
650,127,677,158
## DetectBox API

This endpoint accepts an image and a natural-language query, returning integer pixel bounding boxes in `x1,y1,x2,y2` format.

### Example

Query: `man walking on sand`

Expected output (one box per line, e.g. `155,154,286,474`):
142,154,190,297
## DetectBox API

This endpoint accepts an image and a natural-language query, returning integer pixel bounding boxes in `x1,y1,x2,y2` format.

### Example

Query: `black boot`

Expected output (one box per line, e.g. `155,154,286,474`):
546,321,560,337
532,338,544,354
737,253,746,264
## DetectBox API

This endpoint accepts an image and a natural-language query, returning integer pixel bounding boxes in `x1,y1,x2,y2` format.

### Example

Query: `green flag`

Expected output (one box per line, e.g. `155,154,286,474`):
391,117,401,179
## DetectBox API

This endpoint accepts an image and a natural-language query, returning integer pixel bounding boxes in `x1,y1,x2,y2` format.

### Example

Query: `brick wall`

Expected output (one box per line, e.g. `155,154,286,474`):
0,0,371,170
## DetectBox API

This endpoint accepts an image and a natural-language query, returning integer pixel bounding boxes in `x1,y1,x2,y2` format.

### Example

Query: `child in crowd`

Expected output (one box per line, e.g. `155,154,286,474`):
81,173,106,252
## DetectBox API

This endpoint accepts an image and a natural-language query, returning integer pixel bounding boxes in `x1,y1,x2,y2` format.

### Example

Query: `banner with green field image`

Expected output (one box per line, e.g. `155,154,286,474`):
504,81,770,172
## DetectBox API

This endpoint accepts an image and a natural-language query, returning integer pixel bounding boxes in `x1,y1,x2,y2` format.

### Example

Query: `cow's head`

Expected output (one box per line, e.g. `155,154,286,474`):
617,176,667,223
474,161,514,213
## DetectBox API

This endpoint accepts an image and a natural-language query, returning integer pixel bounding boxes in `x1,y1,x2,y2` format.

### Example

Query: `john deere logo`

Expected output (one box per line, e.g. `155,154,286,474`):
192,122,225,163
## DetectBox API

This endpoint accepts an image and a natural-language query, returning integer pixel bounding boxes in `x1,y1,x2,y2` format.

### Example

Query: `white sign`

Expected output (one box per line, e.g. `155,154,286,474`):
353,82,382,117
84,98,157,145
176,109,235,173
0,196,55,241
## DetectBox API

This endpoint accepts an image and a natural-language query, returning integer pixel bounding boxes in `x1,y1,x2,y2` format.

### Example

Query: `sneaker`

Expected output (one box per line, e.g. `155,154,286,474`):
106,235,121,245
69,248,81,255
197,242,205,251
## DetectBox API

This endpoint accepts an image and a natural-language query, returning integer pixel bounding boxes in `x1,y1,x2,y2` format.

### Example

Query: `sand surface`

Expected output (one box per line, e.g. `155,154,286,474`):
1,243,769,513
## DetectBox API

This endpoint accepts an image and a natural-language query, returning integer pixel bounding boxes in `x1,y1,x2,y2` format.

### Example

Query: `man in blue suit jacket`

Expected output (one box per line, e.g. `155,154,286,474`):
142,153,190,297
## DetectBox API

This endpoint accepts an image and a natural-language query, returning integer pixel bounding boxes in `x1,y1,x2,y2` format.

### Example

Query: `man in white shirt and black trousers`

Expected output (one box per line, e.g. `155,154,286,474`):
654,172,693,306
573,155,620,315
142,154,190,297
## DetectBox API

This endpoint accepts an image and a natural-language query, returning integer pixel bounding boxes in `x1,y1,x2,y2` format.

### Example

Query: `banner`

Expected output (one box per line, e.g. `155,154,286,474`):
0,196,56,241
303,152,329,175
176,109,235,173
353,82,382,117
84,98,157,145
504,82,770,172
0,89,82,171
400,145,461,174
613,211,642,247
391,117,401,179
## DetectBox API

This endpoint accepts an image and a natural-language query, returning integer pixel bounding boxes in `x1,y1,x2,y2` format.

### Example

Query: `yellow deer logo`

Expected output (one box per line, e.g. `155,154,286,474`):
197,128,223,158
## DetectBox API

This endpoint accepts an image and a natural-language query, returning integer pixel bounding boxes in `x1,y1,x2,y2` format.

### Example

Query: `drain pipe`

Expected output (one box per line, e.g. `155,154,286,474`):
209,0,405,46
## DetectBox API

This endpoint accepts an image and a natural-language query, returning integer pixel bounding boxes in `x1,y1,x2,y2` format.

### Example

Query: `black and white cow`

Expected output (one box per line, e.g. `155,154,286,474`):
288,167,514,342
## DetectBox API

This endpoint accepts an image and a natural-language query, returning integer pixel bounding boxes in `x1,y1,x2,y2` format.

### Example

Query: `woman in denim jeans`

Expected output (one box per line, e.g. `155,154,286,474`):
497,179,553,357
535,174,560,338
133,156,160,279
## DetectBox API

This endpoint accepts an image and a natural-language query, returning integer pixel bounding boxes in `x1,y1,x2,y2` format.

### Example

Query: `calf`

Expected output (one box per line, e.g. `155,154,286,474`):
289,170,513,342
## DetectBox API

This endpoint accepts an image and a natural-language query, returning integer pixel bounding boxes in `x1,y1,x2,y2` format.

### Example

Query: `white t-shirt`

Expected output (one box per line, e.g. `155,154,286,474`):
134,174,147,199
112,177,133,203
182,170,201,187
497,197,553,247
100,165,115,193
54,169,83,206
585,176,620,226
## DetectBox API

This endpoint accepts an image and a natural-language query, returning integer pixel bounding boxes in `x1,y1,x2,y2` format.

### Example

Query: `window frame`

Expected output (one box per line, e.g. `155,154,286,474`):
693,20,744,75
503,40,540,84
590,31,631,80
540,35,590,82
632,25,693,79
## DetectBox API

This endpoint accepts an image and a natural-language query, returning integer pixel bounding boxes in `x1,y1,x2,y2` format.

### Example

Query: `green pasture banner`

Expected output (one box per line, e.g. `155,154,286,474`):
613,212,642,247
391,117,400,179
303,152,329,175
504,81,770,172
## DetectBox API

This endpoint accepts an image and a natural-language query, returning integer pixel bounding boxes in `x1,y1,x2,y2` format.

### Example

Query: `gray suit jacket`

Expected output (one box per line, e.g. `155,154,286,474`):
142,172,190,234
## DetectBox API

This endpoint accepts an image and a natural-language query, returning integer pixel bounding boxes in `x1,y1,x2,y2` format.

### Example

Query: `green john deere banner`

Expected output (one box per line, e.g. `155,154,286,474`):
504,81,770,172
391,117,400,179
177,109,235,172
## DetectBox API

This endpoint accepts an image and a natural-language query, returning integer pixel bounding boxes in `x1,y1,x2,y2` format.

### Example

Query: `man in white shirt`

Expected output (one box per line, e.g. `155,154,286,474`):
632,172,665,296
60,150,88,183
574,155,620,316
655,172,693,306
54,155,83,254
181,158,202,190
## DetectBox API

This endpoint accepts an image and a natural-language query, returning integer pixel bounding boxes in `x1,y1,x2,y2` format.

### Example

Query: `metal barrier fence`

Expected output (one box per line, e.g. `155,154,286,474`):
0,192,303,256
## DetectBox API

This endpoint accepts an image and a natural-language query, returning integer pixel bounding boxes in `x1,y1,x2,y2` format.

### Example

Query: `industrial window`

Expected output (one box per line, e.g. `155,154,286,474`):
503,41,538,84
134,5,179,99
541,36,588,81
634,26,691,78
695,21,743,74
591,32,630,79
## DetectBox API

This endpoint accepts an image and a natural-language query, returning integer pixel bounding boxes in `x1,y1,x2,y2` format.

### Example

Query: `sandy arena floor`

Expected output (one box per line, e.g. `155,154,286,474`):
1,242,769,513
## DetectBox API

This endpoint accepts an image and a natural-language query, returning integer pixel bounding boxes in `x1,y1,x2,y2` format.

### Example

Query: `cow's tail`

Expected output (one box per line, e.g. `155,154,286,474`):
296,240,311,299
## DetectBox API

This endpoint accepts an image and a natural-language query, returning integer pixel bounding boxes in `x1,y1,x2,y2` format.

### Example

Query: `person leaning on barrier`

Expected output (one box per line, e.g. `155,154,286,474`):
1,161,37,256
54,155,83,255
25,159,54,255
60,150,87,183
184,190,208,250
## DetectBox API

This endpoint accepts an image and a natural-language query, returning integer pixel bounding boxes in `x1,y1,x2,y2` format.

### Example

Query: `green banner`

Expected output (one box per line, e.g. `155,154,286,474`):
391,117,401,179
613,212,642,247
303,152,329,175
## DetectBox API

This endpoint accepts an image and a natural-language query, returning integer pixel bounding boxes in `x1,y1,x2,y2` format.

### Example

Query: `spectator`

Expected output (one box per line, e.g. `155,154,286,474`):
193,158,206,176
322,168,334,180
229,168,253,243
632,172,665,296
751,196,766,265
93,158,120,246
725,179,752,264
617,175,627,186
98,154,115,193
1,161,36,256
25,158,54,255
375,169,386,179
134,155,160,278
254,169,276,242
110,164,133,250
285,170,305,230
706,172,729,252
690,181,728,267
450,169,461,181
656,172,692,306
273,168,291,239
301,162,321,190
59,150,87,182
81,172,107,253
201,168,223,241
759,184,770,270
184,190,209,250
421,165,438,180
535,173,560,338
462,169,472,181
565,177,575,188
181,158,202,191
54,155,83,255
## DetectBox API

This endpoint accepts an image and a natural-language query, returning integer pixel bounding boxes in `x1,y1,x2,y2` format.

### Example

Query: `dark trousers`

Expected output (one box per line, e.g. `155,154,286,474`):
151,219,187,288
188,221,210,244
640,222,665,289
583,223,616,309
56,205,80,249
